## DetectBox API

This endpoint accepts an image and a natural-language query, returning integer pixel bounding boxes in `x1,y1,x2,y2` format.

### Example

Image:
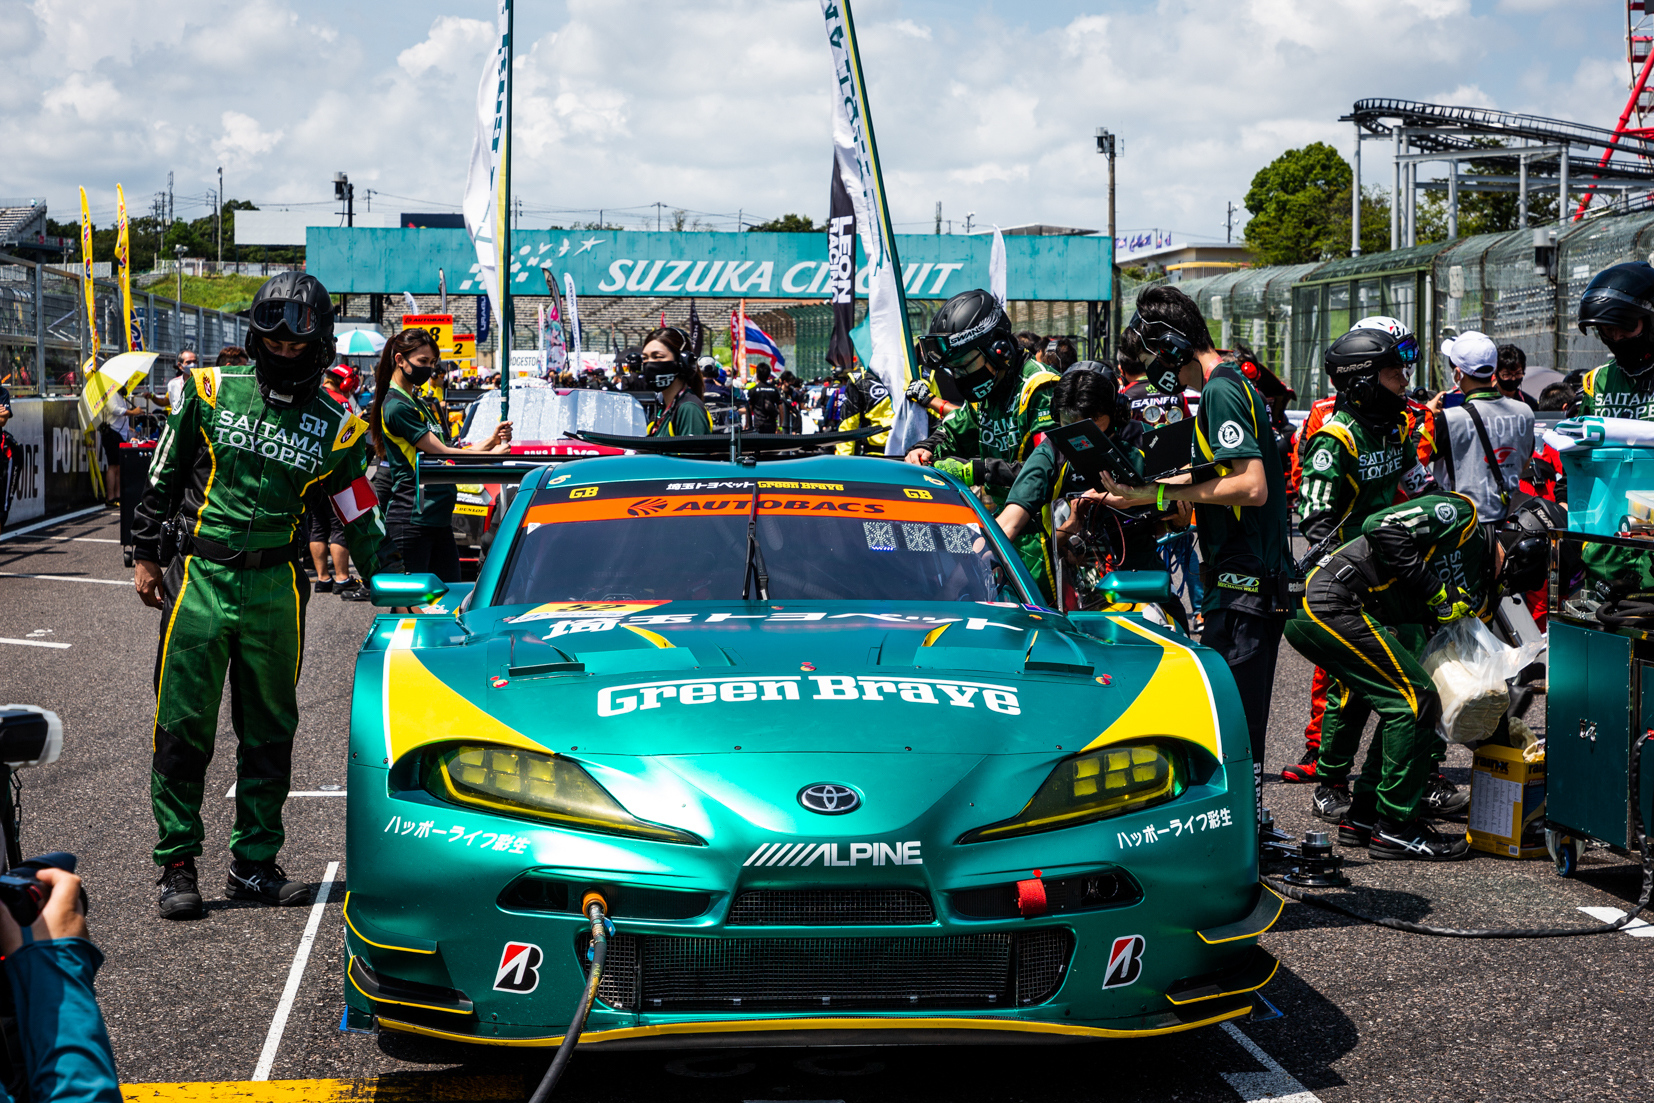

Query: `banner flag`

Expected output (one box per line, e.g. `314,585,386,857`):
439,266,447,313
733,302,749,383
822,0,919,454
990,224,1007,308
402,291,419,315
687,298,705,359
117,184,140,352
826,158,856,371
79,187,98,365
477,294,491,345
463,0,510,354
563,273,582,372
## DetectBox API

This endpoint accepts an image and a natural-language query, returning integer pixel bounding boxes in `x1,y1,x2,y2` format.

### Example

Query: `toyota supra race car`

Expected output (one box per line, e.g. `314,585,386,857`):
343,450,1280,1051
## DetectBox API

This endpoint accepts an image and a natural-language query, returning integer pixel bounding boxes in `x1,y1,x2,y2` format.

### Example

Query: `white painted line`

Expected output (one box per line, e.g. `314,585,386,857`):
66,537,120,544
225,783,345,798
1221,1022,1322,1103
0,638,71,650
0,506,108,542
1578,906,1654,936
251,861,340,1082
0,572,129,586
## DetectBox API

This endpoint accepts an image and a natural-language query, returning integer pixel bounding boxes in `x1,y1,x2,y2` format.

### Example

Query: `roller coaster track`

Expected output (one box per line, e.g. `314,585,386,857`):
1344,99,1654,181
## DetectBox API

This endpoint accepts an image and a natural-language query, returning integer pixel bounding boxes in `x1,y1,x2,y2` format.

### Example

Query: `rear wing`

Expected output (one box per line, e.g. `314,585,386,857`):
570,426,882,459
414,453,584,512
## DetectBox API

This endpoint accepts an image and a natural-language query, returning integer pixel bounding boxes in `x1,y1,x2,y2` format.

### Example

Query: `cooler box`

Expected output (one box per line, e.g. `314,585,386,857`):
1563,446,1654,535
1466,743,1548,859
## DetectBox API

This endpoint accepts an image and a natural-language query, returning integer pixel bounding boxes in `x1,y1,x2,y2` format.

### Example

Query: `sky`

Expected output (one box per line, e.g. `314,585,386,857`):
0,0,1635,246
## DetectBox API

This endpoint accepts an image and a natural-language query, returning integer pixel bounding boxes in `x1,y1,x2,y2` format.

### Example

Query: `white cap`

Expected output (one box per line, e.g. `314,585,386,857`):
1440,330,1497,376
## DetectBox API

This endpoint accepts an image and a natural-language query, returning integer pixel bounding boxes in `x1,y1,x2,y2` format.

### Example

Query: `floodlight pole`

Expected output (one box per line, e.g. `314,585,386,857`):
1351,122,1362,257
1096,126,1118,363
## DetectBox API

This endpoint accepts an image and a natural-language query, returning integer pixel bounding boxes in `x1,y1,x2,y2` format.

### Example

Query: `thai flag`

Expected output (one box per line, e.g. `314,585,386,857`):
738,316,786,368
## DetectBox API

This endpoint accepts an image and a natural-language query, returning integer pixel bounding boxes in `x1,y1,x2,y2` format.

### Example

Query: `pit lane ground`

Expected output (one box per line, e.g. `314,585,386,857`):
1,508,1649,1103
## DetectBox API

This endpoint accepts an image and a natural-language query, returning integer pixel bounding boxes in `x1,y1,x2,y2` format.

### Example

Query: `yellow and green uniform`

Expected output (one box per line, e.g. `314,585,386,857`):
379,383,457,528
647,391,713,437
1284,493,1490,823
915,361,1061,582
1580,356,1654,419
133,365,393,865
1297,407,1435,546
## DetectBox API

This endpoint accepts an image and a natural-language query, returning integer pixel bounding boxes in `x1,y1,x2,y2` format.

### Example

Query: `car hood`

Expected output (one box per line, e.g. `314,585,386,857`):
364,600,1227,766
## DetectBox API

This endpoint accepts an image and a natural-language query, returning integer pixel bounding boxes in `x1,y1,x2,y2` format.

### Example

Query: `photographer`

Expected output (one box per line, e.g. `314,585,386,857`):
1097,286,1292,824
0,866,121,1101
133,273,401,920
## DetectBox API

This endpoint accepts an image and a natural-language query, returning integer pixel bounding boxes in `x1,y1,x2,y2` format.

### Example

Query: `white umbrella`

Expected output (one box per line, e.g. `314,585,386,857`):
79,351,159,430
337,329,387,356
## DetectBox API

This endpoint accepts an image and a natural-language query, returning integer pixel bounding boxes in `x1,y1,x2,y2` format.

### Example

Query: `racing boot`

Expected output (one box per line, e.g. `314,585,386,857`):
157,857,204,921
1280,755,1318,784
227,860,313,906
313,578,334,594
1311,781,1352,823
1368,818,1471,862
337,579,371,602
1420,773,1470,819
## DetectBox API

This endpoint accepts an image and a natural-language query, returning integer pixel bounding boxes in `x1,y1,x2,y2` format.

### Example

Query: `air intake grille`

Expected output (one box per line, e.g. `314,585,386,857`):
590,930,1071,1012
727,889,935,926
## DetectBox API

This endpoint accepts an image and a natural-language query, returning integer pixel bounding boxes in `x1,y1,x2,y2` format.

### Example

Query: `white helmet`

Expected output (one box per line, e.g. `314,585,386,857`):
1351,315,1411,339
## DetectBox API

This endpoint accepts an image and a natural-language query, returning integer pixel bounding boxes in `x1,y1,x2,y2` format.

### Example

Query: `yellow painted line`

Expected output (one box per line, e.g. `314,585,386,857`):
121,1074,523,1101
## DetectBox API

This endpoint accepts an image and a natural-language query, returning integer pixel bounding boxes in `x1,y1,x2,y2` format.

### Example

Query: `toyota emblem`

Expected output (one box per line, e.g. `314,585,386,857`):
798,783,861,815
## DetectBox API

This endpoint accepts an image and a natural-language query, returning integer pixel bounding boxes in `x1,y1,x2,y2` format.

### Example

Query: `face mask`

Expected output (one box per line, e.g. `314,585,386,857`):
404,359,434,386
1605,329,1654,379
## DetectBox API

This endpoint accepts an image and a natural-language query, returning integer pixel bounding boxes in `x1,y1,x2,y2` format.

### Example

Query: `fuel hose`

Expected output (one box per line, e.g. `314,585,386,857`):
528,895,611,1103
1265,734,1652,939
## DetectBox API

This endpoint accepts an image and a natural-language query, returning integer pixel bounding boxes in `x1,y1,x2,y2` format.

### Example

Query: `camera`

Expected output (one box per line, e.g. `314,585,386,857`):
0,707,61,769
0,853,81,928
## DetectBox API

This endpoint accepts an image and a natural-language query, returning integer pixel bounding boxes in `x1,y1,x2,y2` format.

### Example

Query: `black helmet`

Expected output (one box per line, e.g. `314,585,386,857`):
1323,327,1415,428
1054,361,1129,427
1578,262,1654,378
1497,496,1563,595
917,289,1022,402
248,272,335,406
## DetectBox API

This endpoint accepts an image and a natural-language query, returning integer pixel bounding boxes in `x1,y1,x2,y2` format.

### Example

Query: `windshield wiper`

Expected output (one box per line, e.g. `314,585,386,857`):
741,484,769,601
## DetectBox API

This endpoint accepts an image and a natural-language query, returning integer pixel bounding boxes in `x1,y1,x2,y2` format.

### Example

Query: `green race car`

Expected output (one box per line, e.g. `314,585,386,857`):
343,453,1278,1050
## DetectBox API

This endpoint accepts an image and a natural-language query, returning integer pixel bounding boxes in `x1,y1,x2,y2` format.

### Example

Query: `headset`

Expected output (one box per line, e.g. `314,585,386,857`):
640,326,697,390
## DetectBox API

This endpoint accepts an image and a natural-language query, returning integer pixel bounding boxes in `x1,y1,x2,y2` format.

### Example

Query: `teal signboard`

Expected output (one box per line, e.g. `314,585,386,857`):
307,228,1110,302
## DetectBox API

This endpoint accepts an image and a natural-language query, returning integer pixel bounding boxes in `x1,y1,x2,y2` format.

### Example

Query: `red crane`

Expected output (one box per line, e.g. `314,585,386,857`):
1575,2,1654,219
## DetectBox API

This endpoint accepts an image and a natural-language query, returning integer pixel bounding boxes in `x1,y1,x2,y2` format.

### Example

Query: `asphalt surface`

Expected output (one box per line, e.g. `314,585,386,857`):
1,508,1650,1102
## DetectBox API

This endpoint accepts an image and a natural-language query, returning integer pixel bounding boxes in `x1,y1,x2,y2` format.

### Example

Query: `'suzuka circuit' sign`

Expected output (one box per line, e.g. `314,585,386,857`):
309,227,1112,302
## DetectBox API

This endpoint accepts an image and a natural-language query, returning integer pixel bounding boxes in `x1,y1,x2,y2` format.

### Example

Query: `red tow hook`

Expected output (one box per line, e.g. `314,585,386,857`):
1015,869,1048,918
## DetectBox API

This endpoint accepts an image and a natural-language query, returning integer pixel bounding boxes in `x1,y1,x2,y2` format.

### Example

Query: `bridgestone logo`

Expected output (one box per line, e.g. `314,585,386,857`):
745,840,922,867
597,675,1021,718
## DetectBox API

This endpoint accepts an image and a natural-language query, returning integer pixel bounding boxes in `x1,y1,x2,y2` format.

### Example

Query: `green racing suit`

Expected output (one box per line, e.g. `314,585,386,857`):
914,360,1061,590
133,364,395,865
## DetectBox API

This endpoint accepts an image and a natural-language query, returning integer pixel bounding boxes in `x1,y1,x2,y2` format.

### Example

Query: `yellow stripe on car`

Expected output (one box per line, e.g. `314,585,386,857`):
1082,617,1221,760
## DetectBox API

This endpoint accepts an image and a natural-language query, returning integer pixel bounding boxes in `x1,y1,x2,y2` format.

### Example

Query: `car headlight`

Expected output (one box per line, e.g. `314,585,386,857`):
425,744,702,845
959,741,1185,843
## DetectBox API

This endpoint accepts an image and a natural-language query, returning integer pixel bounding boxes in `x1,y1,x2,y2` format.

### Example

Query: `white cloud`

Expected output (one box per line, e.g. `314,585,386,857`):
0,0,1632,252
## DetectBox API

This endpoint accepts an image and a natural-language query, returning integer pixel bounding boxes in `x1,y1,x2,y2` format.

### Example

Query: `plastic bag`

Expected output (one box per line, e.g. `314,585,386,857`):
1420,617,1547,744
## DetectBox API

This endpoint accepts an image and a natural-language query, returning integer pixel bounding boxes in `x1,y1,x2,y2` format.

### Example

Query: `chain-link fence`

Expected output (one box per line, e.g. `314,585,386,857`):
0,251,249,395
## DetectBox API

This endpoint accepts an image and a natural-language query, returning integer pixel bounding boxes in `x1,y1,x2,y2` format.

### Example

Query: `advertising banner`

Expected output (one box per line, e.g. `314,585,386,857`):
3,399,96,527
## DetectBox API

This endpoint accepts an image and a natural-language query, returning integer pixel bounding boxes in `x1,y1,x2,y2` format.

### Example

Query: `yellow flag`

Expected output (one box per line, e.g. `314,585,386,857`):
116,184,139,352
79,186,98,364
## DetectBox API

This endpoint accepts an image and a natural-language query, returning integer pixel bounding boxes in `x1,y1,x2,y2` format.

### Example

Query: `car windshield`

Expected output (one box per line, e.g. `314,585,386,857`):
494,476,1023,605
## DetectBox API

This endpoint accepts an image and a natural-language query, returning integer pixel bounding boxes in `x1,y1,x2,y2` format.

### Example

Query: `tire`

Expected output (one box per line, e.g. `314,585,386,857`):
1546,828,1583,877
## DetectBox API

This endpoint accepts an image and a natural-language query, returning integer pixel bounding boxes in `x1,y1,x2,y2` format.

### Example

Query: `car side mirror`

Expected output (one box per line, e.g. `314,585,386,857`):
370,573,450,608
1097,570,1172,603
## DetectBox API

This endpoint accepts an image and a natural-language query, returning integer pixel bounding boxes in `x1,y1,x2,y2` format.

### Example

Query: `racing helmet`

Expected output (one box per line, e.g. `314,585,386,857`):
248,272,335,407
1578,262,1654,378
1323,327,1416,427
1497,496,1564,595
918,289,1022,402
1351,315,1412,339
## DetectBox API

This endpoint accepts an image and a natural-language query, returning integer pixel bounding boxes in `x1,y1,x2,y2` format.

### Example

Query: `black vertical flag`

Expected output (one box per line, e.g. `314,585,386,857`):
686,298,705,359
826,159,857,372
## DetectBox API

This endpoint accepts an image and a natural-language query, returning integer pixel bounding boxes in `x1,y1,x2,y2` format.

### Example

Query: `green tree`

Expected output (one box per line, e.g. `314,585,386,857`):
1243,142,1388,264
747,213,819,233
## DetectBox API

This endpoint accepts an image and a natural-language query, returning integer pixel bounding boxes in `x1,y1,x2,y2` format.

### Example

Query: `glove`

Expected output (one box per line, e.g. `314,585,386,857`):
904,380,933,407
933,458,975,486
1428,584,1474,624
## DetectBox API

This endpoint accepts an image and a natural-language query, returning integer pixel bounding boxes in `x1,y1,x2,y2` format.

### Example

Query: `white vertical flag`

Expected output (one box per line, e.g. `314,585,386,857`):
463,1,510,334
564,273,582,372
990,225,1007,308
822,0,921,455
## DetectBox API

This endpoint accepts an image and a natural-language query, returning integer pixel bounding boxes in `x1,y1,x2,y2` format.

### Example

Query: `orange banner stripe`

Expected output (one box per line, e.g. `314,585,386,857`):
526,494,980,526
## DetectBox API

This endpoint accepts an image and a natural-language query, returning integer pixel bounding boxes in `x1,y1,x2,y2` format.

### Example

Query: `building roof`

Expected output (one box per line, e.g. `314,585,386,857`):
0,200,47,246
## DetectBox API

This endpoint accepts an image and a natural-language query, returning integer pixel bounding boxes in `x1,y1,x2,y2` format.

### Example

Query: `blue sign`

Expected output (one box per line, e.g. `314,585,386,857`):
307,228,1111,302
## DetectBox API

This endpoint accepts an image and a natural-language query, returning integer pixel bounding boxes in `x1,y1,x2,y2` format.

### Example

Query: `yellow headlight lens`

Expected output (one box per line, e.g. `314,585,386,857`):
960,741,1184,843
428,744,701,844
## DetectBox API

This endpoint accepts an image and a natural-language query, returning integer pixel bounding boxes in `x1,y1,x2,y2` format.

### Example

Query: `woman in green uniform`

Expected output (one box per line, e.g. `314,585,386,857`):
369,328,512,582
641,326,714,437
